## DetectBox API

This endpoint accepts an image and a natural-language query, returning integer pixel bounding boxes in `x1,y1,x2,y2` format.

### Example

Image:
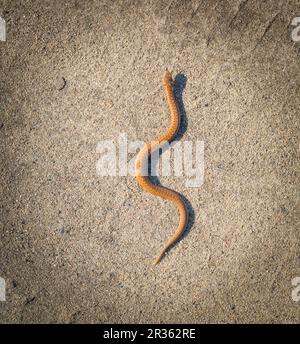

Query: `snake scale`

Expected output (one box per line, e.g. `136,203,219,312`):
135,69,188,266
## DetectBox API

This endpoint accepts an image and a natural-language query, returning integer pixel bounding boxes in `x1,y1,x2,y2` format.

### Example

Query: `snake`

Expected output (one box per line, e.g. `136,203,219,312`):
134,69,188,266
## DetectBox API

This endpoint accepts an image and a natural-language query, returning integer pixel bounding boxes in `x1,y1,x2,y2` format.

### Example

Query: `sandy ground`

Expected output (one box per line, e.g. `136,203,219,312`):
0,0,299,323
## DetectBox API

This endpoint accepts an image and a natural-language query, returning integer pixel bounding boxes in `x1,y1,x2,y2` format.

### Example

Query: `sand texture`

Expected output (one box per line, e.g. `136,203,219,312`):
0,0,299,323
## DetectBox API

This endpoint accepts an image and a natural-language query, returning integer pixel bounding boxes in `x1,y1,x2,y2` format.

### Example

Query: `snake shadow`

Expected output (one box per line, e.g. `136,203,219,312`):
148,73,195,249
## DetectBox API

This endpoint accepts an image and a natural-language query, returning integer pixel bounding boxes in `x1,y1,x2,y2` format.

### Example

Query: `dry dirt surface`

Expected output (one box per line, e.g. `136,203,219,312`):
0,0,299,323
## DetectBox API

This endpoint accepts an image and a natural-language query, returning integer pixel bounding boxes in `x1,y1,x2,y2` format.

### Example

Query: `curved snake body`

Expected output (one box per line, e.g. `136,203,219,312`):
134,70,188,266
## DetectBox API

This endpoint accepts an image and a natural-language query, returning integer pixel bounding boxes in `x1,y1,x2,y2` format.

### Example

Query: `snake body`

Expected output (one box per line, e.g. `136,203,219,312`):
135,69,188,266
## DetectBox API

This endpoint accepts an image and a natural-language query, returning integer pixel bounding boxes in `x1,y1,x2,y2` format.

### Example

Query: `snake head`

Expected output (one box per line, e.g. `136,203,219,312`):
163,69,173,86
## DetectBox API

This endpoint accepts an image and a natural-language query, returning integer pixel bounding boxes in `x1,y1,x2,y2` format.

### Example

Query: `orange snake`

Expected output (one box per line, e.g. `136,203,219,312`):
135,69,188,266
